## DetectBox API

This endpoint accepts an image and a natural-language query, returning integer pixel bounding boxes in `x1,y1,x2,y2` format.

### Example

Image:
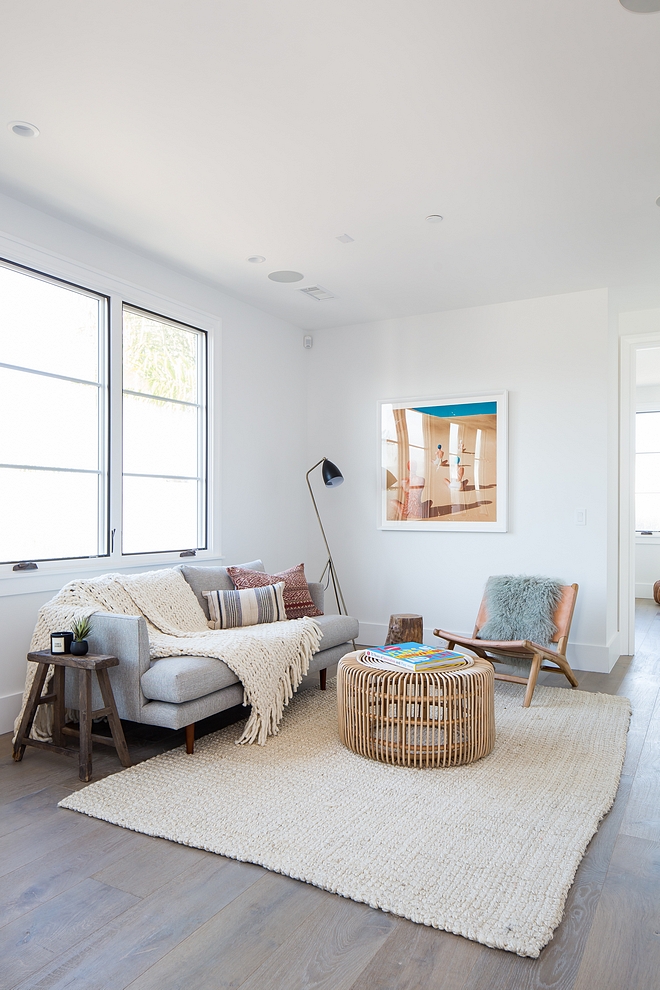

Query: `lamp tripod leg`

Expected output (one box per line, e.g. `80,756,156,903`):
327,560,356,650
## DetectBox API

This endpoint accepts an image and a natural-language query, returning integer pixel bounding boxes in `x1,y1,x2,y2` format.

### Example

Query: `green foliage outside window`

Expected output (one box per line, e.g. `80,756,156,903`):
123,310,197,403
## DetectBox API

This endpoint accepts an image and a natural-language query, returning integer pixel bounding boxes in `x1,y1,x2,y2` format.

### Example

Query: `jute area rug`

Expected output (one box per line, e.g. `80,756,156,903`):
59,681,630,958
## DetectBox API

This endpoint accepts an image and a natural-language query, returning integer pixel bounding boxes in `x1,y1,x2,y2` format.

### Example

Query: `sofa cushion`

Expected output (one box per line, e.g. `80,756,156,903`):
314,613,359,652
204,582,287,629
227,563,323,620
140,615,358,704
141,655,239,704
307,581,324,614
180,560,265,619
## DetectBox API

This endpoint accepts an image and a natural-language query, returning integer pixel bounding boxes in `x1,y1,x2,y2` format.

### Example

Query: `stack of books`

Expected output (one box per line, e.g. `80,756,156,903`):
362,642,471,672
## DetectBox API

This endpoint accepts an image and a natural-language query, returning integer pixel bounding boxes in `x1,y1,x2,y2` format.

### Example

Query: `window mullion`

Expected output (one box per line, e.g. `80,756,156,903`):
122,387,201,409
0,361,102,388
96,296,109,557
198,330,207,549
109,292,124,562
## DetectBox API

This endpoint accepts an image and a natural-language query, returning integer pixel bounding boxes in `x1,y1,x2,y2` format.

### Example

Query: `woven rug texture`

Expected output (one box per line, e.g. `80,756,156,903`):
59,681,630,957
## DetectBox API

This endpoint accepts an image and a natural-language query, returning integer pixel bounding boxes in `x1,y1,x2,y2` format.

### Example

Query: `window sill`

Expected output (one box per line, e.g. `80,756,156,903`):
0,552,225,598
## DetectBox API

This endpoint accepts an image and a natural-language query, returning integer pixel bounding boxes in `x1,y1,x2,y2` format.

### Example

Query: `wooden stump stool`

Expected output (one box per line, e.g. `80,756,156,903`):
385,613,423,645
13,650,131,782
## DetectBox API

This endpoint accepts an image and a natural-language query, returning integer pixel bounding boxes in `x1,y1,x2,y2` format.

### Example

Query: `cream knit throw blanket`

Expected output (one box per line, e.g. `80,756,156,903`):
14,568,322,747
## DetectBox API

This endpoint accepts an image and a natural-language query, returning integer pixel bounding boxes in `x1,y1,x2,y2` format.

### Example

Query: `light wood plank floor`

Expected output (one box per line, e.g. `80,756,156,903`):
2,609,659,990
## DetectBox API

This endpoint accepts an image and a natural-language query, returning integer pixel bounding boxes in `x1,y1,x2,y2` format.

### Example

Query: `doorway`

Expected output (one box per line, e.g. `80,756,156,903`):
620,332,660,654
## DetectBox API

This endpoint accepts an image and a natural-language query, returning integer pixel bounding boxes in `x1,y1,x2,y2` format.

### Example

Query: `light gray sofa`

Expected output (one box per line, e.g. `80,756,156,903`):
64,561,359,752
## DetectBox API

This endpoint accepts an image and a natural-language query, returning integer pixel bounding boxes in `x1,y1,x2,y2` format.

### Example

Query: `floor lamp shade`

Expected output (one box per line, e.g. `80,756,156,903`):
322,459,343,487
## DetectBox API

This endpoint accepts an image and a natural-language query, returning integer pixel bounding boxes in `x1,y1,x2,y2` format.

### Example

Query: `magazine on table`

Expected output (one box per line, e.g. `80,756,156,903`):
362,641,471,671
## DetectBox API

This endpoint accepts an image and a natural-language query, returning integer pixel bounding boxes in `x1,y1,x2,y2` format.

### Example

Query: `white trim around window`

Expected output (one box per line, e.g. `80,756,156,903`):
0,229,222,597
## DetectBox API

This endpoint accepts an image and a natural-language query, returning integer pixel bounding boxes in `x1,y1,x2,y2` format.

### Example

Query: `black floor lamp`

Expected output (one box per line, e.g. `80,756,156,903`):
306,457,350,617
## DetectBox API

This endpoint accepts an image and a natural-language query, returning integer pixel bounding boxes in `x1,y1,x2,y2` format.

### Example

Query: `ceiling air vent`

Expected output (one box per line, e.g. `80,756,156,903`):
300,284,334,301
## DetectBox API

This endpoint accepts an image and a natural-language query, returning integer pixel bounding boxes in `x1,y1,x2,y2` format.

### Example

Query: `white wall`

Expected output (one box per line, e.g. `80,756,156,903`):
306,288,615,672
634,542,660,599
0,193,309,733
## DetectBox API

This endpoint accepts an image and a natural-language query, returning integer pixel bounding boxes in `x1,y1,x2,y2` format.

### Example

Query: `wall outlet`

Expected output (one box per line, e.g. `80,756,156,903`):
575,508,586,526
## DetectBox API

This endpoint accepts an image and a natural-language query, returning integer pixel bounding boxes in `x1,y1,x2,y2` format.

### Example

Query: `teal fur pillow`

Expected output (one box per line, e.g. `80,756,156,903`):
476,575,564,645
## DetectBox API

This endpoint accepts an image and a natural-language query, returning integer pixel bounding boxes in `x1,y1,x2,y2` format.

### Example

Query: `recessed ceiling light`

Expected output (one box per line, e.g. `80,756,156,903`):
247,256,266,263
268,271,304,282
620,1,660,11
336,234,354,243
8,120,39,138
425,215,443,223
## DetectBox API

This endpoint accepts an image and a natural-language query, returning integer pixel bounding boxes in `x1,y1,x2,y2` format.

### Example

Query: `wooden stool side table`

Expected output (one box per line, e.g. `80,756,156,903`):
13,650,131,782
385,613,423,645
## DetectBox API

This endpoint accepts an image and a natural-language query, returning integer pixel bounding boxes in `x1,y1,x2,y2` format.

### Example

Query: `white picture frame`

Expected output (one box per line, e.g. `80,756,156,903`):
378,391,508,532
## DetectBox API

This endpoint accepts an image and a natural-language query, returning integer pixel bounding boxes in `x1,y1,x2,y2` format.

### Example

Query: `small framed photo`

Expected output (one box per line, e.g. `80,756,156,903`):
379,391,507,532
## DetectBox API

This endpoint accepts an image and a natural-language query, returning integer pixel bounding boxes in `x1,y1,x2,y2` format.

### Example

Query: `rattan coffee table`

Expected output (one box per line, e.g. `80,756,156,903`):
337,651,495,767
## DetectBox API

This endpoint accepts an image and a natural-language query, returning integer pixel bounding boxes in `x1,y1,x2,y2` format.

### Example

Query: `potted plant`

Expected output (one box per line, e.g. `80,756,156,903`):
70,616,92,656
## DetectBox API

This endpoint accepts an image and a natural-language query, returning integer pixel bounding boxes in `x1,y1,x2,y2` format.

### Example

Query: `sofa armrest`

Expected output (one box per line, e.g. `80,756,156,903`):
64,612,151,722
307,581,324,614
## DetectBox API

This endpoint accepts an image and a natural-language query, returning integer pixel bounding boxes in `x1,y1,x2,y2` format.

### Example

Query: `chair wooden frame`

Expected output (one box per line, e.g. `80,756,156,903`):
434,583,579,707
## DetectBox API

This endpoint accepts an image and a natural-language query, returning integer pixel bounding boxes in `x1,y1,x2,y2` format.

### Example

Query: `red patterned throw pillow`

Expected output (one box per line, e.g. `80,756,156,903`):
227,563,323,620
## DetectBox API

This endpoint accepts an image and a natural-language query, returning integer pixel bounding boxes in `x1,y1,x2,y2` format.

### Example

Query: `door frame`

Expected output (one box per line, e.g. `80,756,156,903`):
619,330,660,654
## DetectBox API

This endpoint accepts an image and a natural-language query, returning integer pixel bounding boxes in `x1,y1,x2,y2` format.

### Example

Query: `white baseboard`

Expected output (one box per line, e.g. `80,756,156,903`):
0,692,22,736
567,641,617,674
357,623,615,674
635,583,655,600
607,630,625,668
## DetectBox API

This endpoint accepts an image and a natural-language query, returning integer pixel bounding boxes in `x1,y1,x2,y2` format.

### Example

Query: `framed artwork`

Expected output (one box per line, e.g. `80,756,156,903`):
379,391,507,532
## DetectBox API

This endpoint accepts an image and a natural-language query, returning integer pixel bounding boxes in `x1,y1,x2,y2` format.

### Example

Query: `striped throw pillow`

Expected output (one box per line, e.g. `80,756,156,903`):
203,581,287,630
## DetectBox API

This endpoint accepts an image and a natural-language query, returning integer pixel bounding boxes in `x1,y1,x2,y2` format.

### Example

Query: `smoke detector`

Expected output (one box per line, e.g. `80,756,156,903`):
300,285,334,301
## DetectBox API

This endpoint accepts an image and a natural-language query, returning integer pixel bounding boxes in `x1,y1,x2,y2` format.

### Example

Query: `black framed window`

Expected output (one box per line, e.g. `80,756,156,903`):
0,260,209,565
0,259,108,564
122,305,207,554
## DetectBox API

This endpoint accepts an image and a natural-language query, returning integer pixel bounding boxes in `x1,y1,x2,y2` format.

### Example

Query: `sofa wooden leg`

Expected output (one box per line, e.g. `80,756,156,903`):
185,723,195,754
319,668,327,691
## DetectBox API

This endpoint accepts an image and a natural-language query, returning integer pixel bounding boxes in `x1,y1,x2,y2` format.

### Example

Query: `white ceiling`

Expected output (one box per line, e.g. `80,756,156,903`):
1,1,660,330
